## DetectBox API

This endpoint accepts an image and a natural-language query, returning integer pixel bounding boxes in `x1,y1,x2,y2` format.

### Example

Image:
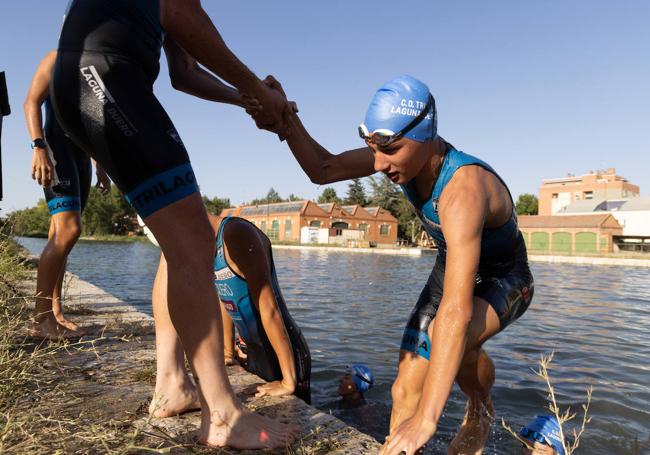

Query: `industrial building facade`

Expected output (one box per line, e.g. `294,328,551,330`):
522,168,649,254
539,168,640,216
220,200,398,246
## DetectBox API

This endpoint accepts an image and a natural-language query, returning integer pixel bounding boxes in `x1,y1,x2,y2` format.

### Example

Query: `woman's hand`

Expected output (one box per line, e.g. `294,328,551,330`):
31,147,54,187
95,164,112,195
255,379,296,398
380,412,437,455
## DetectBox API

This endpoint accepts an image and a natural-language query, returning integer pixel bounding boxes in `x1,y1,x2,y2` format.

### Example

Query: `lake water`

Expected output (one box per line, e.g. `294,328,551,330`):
18,237,650,454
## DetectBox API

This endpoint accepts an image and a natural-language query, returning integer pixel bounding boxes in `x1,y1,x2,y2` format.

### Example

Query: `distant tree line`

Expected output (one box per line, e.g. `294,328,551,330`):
6,186,138,237
6,179,540,243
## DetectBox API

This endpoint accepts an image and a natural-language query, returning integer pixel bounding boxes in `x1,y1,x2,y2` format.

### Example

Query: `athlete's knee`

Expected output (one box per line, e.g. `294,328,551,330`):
52,216,82,246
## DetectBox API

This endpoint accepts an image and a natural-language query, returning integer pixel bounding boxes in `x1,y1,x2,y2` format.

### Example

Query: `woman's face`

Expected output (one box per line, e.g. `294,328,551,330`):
367,137,430,185
337,373,357,396
519,440,557,455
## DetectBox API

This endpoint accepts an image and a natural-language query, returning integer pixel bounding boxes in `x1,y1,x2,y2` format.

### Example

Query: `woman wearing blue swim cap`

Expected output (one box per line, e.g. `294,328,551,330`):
248,75,534,455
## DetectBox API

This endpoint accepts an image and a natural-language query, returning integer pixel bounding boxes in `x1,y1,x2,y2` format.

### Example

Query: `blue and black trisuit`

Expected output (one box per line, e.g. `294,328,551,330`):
399,144,534,359
214,217,311,403
42,98,92,216
51,0,198,219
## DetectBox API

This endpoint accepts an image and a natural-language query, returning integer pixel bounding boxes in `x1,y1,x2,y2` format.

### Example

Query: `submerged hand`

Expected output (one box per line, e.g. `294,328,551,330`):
380,412,436,455
255,380,296,398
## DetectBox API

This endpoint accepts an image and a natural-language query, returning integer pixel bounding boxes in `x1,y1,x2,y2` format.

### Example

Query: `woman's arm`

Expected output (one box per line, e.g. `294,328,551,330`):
23,51,56,187
223,221,297,396
284,111,376,184
220,302,237,365
160,0,289,132
163,38,243,106
381,172,487,455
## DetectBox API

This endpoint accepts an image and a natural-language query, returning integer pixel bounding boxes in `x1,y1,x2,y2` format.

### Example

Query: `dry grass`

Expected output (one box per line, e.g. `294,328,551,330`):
0,227,346,454
502,351,593,454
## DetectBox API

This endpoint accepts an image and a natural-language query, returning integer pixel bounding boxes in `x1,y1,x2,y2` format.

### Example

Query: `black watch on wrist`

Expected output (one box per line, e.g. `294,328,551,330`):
31,138,46,150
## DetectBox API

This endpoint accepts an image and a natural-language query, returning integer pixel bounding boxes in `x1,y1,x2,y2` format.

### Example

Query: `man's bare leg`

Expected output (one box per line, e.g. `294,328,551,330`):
30,212,84,339
447,297,500,455
51,258,83,332
149,253,201,417
144,193,297,449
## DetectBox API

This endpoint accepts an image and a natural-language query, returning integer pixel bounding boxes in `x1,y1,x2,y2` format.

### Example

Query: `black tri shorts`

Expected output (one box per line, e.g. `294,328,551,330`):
400,238,534,360
43,131,92,215
50,51,198,219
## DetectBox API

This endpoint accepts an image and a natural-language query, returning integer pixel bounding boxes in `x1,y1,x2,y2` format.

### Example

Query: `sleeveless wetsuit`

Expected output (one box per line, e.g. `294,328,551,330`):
43,98,92,215
214,217,312,403
399,145,534,360
50,0,198,219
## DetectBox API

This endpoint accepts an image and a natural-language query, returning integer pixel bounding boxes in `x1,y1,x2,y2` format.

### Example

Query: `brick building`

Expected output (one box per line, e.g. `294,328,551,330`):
539,168,640,216
221,200,398,245
519,214,623,254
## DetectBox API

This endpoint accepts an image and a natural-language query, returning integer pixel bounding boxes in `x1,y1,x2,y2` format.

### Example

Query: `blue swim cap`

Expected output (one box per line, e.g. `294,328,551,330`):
520,415,566,455
363,75,437,143
346,364,375,393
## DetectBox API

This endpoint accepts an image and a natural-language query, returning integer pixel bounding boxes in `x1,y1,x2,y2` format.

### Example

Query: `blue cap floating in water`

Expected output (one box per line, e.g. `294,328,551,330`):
362,75,437,143
520,415,566,455
346,364,375,393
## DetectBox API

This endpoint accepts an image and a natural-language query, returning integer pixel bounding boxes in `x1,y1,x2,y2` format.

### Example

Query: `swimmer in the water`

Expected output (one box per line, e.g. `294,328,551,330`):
518,416,566,455
53,0,296,448
144,213,311,415
250,74,534,454
24,50,111,339
338,364,375,407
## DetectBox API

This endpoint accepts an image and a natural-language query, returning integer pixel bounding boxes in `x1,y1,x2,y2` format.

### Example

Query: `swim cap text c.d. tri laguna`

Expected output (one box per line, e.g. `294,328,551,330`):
363,75,437,143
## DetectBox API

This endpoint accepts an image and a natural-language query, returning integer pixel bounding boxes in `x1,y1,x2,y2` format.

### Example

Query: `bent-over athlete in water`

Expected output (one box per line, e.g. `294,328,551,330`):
213,215,311,403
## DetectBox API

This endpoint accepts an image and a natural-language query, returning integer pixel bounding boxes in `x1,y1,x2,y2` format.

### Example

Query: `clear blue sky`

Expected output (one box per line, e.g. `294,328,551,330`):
1,1,649,213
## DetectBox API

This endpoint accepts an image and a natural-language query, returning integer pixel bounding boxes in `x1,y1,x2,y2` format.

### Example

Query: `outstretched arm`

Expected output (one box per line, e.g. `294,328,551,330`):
381,171,486,455
160,0,289,130
284,111,376,184
223,221,297,396
163,38,243,106
23,51,56,187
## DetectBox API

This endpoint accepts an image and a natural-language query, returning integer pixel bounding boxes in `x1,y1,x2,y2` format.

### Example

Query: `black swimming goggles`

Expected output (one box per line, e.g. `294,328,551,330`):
358,94,434,147
520,427,552,448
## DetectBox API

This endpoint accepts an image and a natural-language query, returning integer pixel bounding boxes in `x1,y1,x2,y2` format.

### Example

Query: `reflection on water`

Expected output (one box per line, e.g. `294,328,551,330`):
18,237,650,454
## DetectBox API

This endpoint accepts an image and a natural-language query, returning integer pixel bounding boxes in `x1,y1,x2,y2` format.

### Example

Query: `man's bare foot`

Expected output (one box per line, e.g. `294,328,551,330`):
447,397,494,455
28,315,84,340
198,406,299,449
149,383,201,417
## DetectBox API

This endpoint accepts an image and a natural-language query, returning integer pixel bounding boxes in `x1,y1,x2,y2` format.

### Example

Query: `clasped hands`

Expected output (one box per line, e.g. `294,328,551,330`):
242,75,297,141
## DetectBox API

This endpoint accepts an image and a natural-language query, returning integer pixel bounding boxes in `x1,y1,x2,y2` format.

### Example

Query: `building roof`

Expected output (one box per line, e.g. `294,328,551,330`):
222,201,398,223
556,199,607,214
620,196,650,211
519,214,622,229
317,203,335,213
237,201,307,216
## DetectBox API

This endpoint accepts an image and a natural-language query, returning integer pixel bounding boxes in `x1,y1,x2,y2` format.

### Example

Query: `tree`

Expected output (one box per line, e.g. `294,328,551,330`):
516,193,539,215
318,187,341,204
202,195,231,215
249,187,284,205
366,175,421,243
6,199,50,236
366,175,401,213
344,178,367,206
81,186,137,235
